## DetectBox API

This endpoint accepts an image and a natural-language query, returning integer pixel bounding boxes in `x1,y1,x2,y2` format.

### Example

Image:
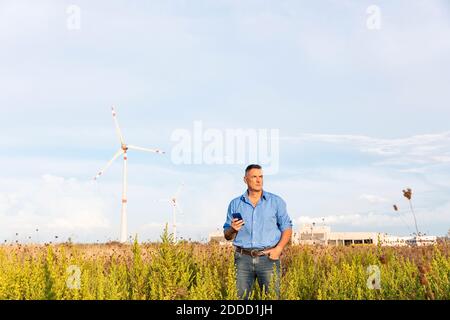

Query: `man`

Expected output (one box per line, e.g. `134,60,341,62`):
223,164,293,299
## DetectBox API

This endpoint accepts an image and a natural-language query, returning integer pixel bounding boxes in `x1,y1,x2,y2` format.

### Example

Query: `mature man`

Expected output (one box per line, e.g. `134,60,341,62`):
223,164,293,299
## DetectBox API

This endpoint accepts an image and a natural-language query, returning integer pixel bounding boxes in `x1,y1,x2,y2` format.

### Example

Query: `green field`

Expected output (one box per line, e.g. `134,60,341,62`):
1,229,449,300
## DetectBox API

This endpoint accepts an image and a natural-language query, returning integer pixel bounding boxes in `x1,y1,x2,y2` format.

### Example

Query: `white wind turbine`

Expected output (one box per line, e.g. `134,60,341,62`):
159,183,184,242
94,106,165,243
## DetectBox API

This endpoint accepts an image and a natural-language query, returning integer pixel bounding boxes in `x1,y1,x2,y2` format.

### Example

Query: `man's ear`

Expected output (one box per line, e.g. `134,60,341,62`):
243,176,247,184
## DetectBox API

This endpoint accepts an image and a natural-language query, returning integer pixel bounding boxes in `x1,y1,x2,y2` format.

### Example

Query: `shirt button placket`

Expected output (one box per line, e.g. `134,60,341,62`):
252,207,256,248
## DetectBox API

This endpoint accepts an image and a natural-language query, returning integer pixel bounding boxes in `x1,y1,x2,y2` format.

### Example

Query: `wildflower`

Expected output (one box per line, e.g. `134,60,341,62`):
402,188,412,200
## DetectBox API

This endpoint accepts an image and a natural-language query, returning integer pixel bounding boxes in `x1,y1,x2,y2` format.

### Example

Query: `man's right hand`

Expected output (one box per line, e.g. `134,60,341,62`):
224,218,245,240
231,218,245,232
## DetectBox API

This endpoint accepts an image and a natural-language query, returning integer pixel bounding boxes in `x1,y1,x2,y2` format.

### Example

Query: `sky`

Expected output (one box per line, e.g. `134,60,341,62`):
1,0,450,243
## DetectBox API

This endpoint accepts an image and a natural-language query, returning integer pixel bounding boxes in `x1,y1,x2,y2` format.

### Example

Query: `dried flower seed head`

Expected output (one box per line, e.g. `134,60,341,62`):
402,188,412,200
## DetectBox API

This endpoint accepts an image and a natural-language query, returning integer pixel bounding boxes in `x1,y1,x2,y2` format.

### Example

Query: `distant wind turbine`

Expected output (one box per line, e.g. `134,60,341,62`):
94,106,165,243
159,183,185,242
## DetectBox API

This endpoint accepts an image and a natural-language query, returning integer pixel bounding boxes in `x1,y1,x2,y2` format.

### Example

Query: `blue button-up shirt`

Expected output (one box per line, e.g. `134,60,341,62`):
223,190,293,249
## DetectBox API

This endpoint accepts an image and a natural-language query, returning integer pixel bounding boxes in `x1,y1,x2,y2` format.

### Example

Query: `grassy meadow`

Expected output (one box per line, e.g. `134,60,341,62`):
0,229,449,300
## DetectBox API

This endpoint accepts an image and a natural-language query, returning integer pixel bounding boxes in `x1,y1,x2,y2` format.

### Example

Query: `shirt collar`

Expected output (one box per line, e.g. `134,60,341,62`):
241,189,267,203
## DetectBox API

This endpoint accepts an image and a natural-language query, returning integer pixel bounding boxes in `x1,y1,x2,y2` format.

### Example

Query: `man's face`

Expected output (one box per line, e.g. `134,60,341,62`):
244,168,263,192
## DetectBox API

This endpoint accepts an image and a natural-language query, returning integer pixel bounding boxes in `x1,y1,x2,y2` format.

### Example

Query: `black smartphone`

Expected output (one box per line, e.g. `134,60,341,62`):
232,213,244,223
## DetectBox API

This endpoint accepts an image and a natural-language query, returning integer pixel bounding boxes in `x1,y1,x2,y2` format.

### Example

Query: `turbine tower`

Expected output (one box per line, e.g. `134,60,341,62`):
159,183,184,242
94,106,165,243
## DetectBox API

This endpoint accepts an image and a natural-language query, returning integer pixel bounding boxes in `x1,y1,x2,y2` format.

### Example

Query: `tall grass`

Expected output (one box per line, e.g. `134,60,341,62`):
0,228,448,300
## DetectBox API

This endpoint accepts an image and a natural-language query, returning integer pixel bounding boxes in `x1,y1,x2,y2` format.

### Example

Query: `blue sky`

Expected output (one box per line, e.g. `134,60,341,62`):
1,0,450,242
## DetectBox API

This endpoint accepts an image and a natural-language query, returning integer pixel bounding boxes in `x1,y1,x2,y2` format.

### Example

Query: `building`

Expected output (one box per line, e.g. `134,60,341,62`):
208,229,232,246
208,224,437,247
293,224,437,247
407,235,438,246
293,224,331,245
327,231,379,246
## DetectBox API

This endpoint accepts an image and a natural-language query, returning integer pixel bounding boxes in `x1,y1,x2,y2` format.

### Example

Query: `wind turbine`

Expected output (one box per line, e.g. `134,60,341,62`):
159,183,184,242
94,106,165,243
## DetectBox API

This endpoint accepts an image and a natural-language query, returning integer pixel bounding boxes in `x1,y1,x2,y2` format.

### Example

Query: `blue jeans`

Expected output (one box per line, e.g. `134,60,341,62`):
234,250,281,299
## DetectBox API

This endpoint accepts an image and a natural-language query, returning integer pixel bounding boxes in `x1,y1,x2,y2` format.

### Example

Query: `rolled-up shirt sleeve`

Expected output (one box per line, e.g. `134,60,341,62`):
223,201,233,231
276,198,293,232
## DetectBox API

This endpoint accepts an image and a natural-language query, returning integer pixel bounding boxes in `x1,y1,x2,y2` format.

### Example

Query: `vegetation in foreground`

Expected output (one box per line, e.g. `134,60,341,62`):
0,228,449,300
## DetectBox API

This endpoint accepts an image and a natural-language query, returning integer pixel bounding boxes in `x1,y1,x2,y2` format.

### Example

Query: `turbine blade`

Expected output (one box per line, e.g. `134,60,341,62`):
93,149,123,180
127,145,165,154
111,106,125,144
158,198,170,202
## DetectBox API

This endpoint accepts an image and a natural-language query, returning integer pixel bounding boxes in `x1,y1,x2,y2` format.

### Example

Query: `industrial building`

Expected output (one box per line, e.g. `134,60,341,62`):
208,224,437,247
292,224,437,247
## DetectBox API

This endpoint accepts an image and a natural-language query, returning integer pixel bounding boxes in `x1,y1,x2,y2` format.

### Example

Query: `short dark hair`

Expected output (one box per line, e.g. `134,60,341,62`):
245,164,262,175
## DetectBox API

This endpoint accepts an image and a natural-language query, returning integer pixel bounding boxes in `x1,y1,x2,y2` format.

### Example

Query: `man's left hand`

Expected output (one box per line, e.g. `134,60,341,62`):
263,246,283,260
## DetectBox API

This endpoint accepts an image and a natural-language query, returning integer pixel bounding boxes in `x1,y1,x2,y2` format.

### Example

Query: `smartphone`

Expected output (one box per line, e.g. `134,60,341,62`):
232,213,244,223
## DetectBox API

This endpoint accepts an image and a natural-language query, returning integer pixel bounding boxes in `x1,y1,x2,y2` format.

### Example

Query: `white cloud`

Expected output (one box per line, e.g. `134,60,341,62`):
294,203,450,236
1,1,450,242
282,131,450,168
1,155,449,241
270,165,450,236
0,174,112,241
